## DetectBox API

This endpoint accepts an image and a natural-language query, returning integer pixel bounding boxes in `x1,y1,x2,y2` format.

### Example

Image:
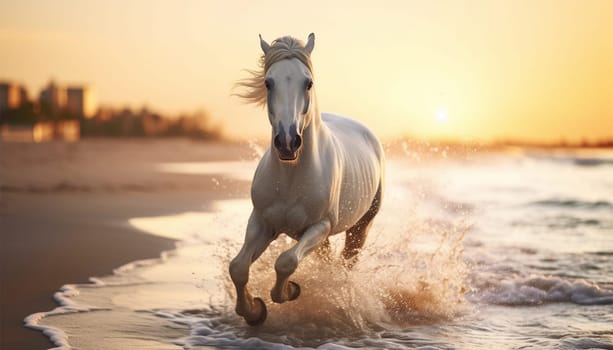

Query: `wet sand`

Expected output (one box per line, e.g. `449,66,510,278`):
0,139,253,349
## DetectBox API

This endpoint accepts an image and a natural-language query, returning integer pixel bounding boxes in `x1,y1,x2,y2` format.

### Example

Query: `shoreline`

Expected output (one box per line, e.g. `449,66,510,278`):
0,192,209,349
0,139,253,350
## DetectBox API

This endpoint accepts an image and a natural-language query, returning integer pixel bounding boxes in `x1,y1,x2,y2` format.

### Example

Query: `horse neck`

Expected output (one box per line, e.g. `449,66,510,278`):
303,94,322,155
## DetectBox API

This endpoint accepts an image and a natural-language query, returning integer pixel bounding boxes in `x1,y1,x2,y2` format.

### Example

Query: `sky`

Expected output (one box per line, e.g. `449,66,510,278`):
1,0,612,142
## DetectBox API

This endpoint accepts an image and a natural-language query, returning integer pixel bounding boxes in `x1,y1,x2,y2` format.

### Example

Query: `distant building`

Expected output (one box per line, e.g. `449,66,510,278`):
66,86,97,118
0,82,25,113
38,81,97,118
1,120,80,142
39,80,67,116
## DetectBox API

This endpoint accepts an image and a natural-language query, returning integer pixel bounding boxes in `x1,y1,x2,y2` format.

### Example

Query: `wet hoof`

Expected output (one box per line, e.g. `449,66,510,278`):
245,297,267,326
288,281,301,301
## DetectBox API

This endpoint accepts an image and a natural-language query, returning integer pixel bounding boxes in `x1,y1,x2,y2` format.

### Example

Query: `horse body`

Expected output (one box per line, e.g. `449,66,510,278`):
252,112,383,239
229,33,384,326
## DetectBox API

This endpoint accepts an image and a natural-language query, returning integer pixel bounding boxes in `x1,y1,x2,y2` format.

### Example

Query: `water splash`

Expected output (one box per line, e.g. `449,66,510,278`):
204,218,470,347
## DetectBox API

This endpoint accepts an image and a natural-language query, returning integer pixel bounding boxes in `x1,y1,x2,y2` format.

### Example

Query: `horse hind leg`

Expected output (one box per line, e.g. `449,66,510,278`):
342,183,382,265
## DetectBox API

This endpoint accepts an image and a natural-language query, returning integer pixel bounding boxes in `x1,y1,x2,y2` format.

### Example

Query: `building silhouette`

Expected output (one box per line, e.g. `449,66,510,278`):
0,82,26,114
66,86,97,118
1,79,94,142
37,80,97,118
39,80,67,116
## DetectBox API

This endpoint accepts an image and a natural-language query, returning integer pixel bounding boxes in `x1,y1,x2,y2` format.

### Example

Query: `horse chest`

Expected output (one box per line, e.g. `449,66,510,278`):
261,200,310,237
256,179,329,237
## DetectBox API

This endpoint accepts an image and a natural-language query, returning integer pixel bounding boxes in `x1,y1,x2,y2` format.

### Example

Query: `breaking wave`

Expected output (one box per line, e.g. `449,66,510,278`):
529,199,613,210
469,275,613,306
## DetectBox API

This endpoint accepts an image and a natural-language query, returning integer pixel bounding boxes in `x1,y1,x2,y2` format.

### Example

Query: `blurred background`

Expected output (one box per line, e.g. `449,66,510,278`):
1,0,612,144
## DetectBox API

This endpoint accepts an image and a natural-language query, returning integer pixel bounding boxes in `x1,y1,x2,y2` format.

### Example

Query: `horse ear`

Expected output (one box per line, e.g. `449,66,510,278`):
259,34,270,55
305,33,315,55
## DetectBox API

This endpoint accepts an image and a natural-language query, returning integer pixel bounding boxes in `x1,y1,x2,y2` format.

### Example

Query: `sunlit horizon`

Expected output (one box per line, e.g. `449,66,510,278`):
1,0,612,142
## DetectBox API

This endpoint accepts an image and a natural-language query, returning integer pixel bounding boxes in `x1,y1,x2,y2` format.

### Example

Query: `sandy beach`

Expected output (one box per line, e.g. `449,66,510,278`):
0,139,253,349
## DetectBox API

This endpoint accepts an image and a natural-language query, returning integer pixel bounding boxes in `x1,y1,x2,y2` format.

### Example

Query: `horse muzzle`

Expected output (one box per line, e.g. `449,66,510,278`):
274,132,302,162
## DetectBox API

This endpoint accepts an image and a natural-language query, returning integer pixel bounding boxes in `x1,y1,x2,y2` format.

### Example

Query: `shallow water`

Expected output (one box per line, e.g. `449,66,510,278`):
29,149,613,349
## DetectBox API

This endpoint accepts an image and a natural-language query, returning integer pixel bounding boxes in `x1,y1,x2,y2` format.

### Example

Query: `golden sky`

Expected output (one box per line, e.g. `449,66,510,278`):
1,0,612,141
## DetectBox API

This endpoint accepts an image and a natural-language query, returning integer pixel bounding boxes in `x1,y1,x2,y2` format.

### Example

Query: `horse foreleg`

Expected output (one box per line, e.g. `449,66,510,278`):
229,212,273,325
271,220,331,303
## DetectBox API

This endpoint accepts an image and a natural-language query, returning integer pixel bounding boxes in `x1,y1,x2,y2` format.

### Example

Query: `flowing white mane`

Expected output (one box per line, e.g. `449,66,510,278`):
235,36,314,106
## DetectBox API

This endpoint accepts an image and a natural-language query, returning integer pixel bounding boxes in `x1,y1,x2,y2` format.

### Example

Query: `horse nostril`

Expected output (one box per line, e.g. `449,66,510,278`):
274,134,283,150
292,135,302,151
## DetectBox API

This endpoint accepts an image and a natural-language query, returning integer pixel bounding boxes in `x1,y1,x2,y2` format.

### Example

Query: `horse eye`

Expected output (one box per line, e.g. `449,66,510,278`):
306,80,313,90
265,79,273,90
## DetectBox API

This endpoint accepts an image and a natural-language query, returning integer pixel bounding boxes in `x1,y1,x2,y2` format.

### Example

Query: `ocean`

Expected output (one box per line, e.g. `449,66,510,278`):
28,147,613,349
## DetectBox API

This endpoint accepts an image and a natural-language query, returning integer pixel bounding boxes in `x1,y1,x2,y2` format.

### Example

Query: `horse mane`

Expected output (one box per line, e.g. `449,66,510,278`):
235,36,314,107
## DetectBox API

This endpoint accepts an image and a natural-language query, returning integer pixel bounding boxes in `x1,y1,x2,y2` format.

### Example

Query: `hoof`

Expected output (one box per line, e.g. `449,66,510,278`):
288,281,301,301
245,297,267,326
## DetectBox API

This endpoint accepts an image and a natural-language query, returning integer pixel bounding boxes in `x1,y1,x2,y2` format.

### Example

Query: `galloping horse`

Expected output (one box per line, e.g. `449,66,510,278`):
230,33,385,326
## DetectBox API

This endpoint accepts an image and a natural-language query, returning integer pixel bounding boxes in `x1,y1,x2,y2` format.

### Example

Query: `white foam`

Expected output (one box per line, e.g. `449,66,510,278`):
24,284,107,350
469,275,613,306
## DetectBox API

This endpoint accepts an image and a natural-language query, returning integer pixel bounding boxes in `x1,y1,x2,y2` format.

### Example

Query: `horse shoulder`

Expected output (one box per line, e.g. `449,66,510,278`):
250,152,277,208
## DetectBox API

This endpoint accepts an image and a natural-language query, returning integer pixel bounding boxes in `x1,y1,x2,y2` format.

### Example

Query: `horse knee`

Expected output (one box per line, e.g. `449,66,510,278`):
275,251,298,277
229,256,249,286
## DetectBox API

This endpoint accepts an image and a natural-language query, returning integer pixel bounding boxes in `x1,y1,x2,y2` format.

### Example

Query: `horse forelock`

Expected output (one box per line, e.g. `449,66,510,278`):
263,36,313,73
235,36,313,107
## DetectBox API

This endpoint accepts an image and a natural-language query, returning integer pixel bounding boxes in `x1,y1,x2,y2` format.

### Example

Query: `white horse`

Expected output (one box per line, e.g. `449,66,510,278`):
229,33,384,326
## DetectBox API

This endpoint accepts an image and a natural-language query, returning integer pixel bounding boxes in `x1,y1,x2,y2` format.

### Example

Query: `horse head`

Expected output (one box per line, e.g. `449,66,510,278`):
260,33,316,163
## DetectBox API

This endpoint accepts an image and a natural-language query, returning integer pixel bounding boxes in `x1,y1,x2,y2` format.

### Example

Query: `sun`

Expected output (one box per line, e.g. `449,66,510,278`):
435,108,449,123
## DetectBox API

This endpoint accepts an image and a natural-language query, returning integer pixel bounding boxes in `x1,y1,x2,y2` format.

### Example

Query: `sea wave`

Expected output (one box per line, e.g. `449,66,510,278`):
529,198,613,210
511,215,606,229
24,283,107,350
469,275,613,306
572,157,613,167
526,153,613,167
24,251,175,350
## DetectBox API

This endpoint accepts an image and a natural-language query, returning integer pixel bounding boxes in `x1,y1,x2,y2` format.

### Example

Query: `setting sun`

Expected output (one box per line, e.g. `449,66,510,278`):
435,108,449,123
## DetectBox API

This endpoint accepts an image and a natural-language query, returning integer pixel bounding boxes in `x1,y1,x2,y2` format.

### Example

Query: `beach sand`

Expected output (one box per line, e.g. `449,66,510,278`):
0,139,253,349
